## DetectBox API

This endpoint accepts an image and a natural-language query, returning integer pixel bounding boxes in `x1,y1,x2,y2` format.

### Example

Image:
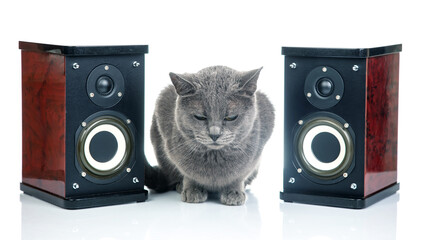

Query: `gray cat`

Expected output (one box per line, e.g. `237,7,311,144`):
145,66,274,205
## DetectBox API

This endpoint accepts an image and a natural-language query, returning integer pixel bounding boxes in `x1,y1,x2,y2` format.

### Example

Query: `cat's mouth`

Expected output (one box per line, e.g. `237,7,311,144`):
195,135,226,149
195,134,233,149
207,143,225,150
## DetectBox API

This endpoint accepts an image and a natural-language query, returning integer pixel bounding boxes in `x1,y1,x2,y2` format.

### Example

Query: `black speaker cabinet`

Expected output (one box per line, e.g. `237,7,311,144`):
280,44,402,209
20,41,148,209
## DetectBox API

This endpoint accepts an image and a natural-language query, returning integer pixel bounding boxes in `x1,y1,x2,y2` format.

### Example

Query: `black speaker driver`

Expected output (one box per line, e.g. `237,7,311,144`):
87,64,125,108
304,66,344,109
96,75,114,96
293,113,355,184
316,77,334,97
75,111,136,184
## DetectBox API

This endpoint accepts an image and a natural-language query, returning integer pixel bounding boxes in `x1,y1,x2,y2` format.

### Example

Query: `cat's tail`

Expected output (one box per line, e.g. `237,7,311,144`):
143,155,171,193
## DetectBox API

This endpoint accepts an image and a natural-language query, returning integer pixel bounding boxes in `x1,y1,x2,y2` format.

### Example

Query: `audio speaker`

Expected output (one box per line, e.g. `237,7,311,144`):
20,41,148,209
280,44,402,208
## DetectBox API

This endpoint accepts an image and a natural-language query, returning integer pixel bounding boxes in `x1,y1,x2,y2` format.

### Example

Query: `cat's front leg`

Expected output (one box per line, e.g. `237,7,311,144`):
220,181,246,206
181,177,208,203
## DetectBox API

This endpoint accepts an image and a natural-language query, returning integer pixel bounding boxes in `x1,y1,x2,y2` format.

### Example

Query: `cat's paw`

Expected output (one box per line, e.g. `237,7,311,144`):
220,190,246,206
181,187,208,203
176,182,183,193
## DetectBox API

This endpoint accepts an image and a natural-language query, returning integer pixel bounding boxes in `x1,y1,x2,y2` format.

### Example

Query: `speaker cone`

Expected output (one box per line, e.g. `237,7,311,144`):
76,112,135,182
294,114,355,183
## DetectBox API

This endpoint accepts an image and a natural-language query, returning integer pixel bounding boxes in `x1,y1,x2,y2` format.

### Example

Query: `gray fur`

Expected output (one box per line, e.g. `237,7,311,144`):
147,66,275,206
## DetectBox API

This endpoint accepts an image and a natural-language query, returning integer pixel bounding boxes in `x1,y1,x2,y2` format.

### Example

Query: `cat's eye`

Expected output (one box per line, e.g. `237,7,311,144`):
224,115,238,121
194,115,207,121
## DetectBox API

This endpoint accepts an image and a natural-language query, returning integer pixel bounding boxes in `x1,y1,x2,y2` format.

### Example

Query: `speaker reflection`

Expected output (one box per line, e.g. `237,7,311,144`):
21,191,262,240
281,194,399,240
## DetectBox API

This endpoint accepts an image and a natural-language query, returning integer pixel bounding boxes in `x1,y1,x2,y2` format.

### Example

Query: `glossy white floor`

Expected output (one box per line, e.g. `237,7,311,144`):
18,188,400,240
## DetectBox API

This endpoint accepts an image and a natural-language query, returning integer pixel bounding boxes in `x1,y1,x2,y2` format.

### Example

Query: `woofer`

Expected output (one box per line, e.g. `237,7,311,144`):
76,111,135,184
294,114,355,183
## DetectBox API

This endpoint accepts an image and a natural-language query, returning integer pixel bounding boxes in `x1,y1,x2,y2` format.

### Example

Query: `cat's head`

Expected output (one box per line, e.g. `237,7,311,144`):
170,66,262,150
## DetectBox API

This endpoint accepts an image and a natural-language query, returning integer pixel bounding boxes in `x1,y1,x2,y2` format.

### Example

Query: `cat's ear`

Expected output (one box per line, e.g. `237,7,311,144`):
170,72,197,96
238,67,262,96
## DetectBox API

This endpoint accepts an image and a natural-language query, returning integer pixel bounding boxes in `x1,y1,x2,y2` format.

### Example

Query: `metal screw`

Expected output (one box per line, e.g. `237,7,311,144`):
81,172,86,177
297,168,302,173
288,177,295,184
352,65,359,72
344,123,349,129
307,92,312,98
72,183,79,190
104,65,109,71
298,120,304,125
343,172,348,178
117,92,123,97
89,92,95,98
351,183,357,190
322,67,327,72
81,122,87,127
336,95,341,100
133,61,141,68
72,63,79,70
289,63,297,69
126,168,131,173
126,119,131,124
133,177,139,184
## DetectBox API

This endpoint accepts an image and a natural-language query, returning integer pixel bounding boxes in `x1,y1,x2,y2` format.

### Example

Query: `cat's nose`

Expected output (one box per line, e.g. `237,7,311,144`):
209,126,221,141
209,134,220,142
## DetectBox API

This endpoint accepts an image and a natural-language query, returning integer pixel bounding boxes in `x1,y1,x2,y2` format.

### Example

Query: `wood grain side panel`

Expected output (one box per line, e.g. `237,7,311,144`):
365,53,399,197
21,51,66,197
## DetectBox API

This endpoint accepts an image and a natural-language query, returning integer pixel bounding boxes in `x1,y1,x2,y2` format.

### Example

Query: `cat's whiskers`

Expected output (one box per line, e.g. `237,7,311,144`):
167,138,200,153
169,134,208,158
186,142,203,158
234,146,250,159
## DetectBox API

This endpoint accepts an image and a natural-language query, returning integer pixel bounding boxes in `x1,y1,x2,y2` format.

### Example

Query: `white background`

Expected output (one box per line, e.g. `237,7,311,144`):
1,0,426,239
